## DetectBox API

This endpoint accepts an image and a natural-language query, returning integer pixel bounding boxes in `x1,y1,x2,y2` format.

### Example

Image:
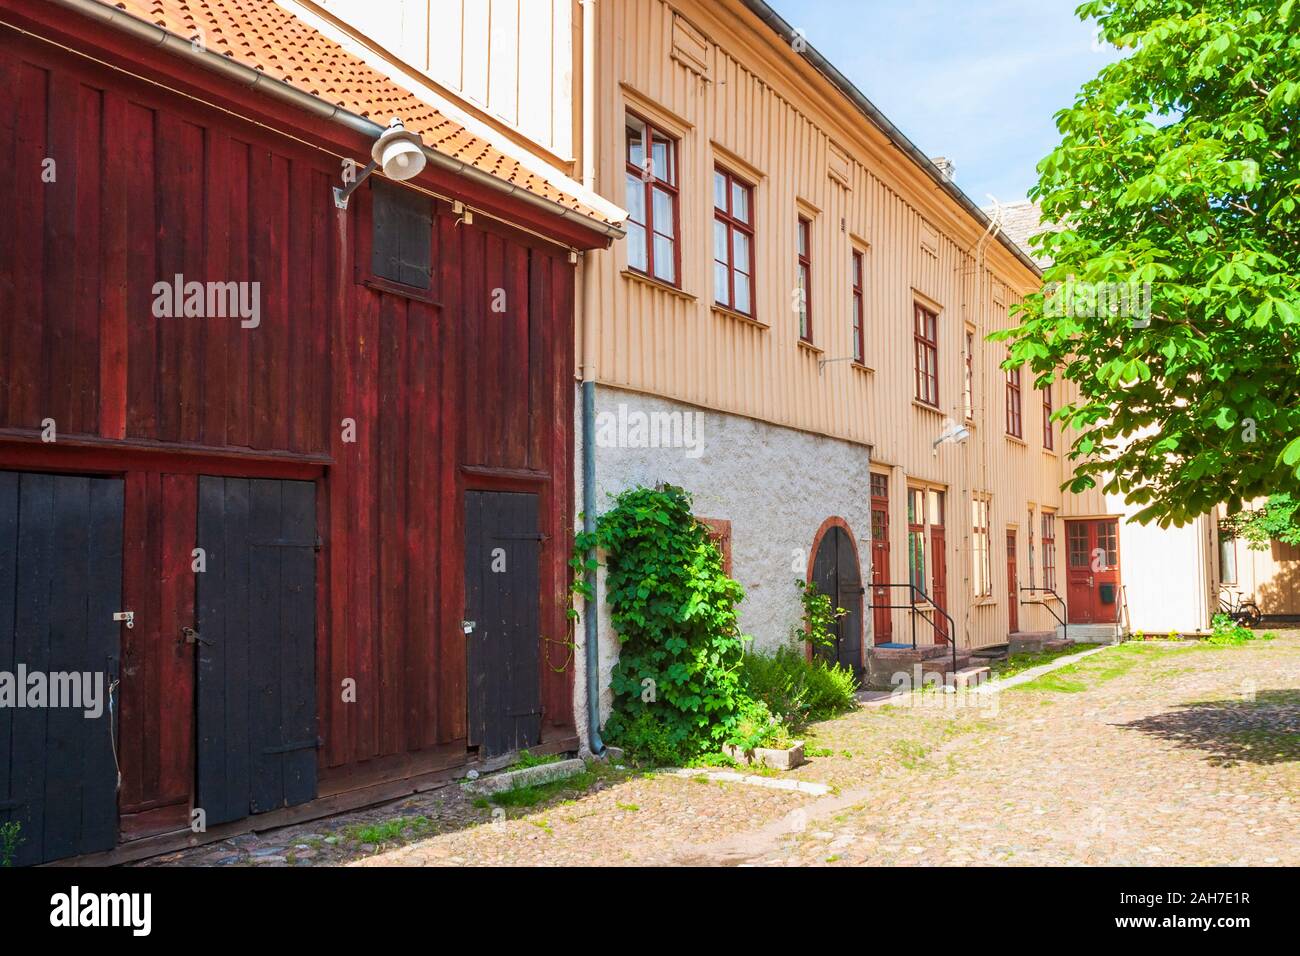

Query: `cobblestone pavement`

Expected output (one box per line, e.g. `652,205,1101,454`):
141,632,1300,867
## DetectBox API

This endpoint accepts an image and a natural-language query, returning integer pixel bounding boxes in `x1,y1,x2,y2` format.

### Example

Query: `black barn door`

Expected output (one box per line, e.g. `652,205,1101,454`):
464,491,542,757
0,470,122,865
811,525,864,677
196,477,317,826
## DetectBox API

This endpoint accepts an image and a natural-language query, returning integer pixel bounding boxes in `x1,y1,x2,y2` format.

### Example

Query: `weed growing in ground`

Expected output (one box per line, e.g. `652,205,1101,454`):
1205,614,1278,646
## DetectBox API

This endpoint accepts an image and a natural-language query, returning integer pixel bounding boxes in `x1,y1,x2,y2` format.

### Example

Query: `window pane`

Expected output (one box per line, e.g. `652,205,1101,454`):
624,174,645,224
1219,534,1237,584
714,262,730,306
733,231,750,272
626,117,645,168
713,220,729,264
653,235,675,283
797,219,807,256
626,222,647,272
652,187,674,235
714,170,728,210
734,273,751,314
853,251,862,285
929,490,944,526
651,132,674,184
731,181,750,222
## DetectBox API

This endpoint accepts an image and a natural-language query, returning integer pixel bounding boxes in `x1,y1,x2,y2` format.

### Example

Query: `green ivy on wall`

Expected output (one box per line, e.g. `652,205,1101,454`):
573,484,752,762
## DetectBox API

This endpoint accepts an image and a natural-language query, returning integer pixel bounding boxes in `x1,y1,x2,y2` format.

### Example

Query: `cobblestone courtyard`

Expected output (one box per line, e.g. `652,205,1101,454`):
141,632,1300,867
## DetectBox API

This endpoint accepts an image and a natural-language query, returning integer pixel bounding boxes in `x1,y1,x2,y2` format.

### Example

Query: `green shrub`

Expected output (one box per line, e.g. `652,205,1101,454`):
725,697,790,751
739,643,858,730
614,709,687,766
1205,613,1277,646
0,821,22,867
577,485,751,764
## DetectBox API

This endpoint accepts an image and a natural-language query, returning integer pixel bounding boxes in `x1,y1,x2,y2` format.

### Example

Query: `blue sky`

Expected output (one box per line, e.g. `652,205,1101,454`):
770,0,1122,203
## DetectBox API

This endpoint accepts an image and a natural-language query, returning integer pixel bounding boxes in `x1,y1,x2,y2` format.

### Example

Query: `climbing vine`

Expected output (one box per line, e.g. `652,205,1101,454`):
793,578,846,651
573,484,753,762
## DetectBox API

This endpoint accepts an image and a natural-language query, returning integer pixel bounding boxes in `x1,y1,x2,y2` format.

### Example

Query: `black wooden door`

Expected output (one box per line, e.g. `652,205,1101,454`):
811,525,864,676
196,477,317,826
0,470,122,865
464,491,542,757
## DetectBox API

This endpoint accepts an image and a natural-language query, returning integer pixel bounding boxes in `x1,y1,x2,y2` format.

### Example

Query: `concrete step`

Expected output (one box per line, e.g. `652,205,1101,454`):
864,645,972,690
952,665,990,689
1056,623,1123,644
1008,630,1055,654
920,653,972,676
870,642,952,661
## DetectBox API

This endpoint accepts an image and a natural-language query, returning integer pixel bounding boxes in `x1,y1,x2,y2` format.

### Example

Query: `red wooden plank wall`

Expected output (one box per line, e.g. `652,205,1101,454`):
0,34,577,806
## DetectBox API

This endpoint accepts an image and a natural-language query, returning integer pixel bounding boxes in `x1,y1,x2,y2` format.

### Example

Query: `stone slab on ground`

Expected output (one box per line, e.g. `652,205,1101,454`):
671,768,830,796
463,757,587,796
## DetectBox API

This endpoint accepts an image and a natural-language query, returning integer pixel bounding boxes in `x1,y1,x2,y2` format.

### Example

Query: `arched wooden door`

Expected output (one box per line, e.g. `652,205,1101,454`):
810,523,864,676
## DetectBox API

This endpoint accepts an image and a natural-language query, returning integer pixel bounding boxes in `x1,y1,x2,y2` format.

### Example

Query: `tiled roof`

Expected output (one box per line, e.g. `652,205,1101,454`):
105,0,618,226
991,200,1056,268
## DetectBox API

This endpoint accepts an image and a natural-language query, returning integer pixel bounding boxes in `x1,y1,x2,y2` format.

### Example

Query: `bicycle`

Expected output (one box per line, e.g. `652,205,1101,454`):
1218,587,1263,628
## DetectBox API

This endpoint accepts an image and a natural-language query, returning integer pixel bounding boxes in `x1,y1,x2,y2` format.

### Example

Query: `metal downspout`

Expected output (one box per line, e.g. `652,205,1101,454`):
579,0,604,755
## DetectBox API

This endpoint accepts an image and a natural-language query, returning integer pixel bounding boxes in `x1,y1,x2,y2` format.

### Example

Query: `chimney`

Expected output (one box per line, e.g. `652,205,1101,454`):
932,156,955,182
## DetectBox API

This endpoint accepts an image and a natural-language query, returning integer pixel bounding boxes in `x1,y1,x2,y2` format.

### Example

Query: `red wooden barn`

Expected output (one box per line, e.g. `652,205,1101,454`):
0,0,620,865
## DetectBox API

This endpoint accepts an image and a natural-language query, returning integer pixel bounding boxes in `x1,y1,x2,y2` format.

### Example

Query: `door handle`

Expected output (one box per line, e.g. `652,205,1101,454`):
180,626,212,646
1088,576,1094,587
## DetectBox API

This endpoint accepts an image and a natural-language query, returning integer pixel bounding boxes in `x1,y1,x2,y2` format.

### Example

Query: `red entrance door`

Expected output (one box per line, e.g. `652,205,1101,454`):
1006,530,1019,633
1065,519,1121,623
929,490,948,643
870,474,892,644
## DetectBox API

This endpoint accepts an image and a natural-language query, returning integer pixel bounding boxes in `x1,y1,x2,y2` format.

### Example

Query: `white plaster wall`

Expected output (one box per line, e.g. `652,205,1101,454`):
1109,493,1215,634
571,385,872,745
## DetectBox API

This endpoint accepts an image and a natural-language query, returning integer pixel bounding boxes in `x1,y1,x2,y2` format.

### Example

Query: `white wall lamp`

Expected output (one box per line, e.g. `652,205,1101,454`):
932,419,971,455
333,117,427,209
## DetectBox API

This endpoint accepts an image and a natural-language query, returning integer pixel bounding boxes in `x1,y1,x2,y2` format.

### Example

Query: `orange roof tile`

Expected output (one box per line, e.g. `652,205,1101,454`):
105,0,617,226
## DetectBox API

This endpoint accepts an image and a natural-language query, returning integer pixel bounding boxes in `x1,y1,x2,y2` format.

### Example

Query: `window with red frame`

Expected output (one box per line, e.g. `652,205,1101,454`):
624,114,679,285
1006,366,1023,438
713,167,755,315
913,305,939,406
1042,382,1054,450
1041,512,1057,590
797,216,812,341
851,250,865,363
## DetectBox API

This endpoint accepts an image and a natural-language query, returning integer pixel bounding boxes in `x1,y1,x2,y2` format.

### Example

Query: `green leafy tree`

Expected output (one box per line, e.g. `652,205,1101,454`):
996,0,1300,525
1219,493,1300,548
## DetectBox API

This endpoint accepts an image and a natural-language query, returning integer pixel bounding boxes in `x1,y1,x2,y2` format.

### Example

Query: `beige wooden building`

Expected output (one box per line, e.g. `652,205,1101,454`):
554,0,1138,706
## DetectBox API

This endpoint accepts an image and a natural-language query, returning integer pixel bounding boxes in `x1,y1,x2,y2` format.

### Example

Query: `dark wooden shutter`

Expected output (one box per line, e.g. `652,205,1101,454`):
0,471,122,865
371,180,432,290
464,491,542,757
196,477,317,826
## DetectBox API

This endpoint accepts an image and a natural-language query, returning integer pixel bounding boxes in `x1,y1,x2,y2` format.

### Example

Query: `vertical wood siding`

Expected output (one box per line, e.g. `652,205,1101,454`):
585,0,1069,647
0,35,577,819
314,0,574,159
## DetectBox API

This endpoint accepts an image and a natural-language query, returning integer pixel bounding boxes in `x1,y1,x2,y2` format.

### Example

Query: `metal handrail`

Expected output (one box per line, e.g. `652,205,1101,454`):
869,582,958,675
1018,586,1068,642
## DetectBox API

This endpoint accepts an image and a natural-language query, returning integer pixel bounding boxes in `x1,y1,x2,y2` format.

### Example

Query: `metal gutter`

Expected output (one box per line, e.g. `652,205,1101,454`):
738,0,1042,279
49,0,626,242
